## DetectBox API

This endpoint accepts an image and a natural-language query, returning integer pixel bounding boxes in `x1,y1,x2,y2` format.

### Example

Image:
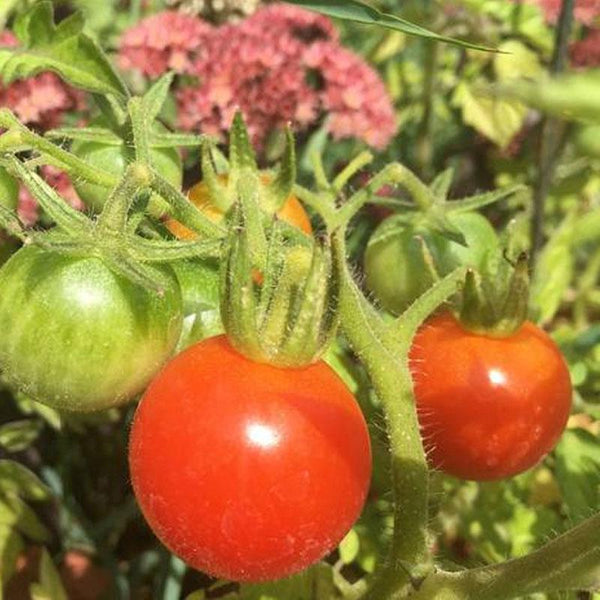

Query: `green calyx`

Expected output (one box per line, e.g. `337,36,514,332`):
198,111,297,216
459,252,531,337
221,206,339,368
0,156,222,294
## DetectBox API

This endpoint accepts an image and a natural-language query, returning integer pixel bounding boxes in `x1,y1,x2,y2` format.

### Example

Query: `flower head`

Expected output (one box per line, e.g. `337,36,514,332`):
119,5,396,151
119,11,212,76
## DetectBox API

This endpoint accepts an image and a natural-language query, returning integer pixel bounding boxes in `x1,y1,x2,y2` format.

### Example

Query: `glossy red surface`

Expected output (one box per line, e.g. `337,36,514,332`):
409,312,572,481
129,335,371,582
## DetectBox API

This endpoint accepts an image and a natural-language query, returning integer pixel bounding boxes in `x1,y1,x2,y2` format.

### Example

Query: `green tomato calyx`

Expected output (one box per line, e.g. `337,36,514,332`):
220,204,339,368
459,252,530,337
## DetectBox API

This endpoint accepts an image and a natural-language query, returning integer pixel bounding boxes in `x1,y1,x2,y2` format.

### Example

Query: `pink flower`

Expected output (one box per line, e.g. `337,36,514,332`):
119,11,211,76
119,6,395,151
18,166,84,226
1,31,85,129
570,28,600,66
517,0,600,24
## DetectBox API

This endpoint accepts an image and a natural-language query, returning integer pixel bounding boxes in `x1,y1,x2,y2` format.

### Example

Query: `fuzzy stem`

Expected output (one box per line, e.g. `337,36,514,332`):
0,109,118,188
333,233,430,597
530,0,574,265
412,512,600,600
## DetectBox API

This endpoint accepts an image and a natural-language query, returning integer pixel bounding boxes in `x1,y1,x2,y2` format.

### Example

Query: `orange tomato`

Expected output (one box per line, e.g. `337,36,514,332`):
165,174,312,239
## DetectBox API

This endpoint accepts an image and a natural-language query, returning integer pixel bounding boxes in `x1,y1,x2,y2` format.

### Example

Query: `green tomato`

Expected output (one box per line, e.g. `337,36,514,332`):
71,138,182,212
365,212,498,315
170,258,223,350
0,166,19,211
0,246,183,411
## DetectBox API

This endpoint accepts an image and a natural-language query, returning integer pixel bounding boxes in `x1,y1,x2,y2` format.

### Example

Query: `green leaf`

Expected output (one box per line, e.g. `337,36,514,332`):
45,127,122,145
338,528,360,564
0,494,50,542
143,72,175,122
30,548,68,600
0,460,51,501
287,0,499,52
453,81,527,149
0,524,24,586
555,428,600,523
530,230,574,325
0,420,43,453
494,40,544,82
1,1,128,100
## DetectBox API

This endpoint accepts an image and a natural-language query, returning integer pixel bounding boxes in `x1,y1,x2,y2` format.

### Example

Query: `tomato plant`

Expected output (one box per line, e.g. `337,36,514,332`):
365,212,498,315
409,311,572,481
70,137,182,212
0,245,183,411
165,173,312,239
0,167,18,211
129,335,372,582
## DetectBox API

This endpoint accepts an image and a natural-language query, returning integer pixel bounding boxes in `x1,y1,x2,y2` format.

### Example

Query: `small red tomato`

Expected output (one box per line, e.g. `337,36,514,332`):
409,312,572,481
129,335,371,582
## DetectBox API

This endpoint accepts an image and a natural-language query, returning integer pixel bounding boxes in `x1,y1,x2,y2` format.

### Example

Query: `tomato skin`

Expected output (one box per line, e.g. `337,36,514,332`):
409,312,572,481
365,212,497,315
0,246,183,411
129,335,371,582
165,175,313,239
71,139,182,212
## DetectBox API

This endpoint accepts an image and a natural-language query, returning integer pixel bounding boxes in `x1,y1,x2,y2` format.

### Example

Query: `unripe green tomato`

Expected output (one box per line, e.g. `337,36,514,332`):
0,245,183,411
71,138,182,212
365,212,498,315
574,124,600,158
170,258,223,349
0,166,19,211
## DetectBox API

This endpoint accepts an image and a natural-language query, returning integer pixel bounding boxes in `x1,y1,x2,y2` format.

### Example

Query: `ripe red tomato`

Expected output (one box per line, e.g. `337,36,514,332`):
129,335,371,582
409,312,572,481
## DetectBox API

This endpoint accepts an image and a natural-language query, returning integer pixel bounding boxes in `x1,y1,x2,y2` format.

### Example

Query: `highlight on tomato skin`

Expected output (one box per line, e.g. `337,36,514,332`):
409,311,573,482
128,334,372,582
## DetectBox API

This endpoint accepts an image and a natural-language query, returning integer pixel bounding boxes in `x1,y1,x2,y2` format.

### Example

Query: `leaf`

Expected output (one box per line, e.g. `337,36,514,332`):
142,72,175,122
494,40,544,82
0,460,51,502
287,0,499,52
0,494,50,542
0,420,43,453
0,524,24,586
45,127,122,145
0,2,128,99
555,428,600,523
30,548,68,600
453,81,527,149
338,528,360,564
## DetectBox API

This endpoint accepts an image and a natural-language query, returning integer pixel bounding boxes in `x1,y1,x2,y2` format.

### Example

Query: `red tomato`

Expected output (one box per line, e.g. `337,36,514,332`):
409,312,572,481
129,335,371,582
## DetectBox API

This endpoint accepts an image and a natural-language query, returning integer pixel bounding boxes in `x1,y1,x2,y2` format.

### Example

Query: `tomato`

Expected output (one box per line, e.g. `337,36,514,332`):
365,212,498,315
0,246,183,411
170,258,223,349
129,335,371,582
0,167,18,211
71,137,182,212
165,173,312,239
409,312,572,481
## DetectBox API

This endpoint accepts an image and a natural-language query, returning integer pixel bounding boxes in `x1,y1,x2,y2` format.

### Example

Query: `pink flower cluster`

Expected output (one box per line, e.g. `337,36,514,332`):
521,0,600,24
0,32,85,130
570,28,600,67
119,6,396,150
